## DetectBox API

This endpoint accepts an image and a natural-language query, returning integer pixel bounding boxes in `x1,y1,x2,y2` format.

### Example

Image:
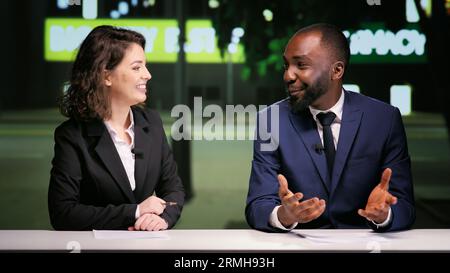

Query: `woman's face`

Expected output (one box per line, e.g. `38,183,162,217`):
105,43,151,107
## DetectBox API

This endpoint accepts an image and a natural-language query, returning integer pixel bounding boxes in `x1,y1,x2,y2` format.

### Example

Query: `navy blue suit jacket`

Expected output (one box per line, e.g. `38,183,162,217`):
246,90,415,232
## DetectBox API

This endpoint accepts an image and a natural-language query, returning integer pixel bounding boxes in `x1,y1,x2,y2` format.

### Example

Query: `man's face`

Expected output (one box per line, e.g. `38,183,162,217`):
283,32,332,113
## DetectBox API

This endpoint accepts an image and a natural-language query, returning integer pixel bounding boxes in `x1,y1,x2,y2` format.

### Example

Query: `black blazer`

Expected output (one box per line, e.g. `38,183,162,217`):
48,107,184,230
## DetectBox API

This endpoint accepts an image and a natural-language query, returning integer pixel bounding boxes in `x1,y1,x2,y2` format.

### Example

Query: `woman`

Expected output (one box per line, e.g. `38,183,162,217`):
48,25,184,231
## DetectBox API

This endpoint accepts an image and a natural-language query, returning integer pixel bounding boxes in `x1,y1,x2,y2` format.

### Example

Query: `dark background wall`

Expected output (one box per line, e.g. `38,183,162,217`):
0,0,439,114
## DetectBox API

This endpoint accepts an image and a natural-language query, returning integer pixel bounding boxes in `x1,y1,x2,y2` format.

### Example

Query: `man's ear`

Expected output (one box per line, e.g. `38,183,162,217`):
331,61,345,80
104,70,112,87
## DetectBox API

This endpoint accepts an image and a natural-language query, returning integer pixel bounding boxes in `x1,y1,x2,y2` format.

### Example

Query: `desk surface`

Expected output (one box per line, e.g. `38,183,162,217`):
1,229,449,252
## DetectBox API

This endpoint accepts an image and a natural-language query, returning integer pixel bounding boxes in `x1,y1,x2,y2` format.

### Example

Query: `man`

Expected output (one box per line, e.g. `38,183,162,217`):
245,23,415,232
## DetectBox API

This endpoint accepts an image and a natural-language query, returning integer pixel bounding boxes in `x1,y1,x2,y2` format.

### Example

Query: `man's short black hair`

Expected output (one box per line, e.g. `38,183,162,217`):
295,23,350,67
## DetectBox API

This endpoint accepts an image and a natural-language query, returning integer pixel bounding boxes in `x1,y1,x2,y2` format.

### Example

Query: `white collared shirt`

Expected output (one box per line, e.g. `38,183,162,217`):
104,110,141,219
308,90,345,149
104,109,136,191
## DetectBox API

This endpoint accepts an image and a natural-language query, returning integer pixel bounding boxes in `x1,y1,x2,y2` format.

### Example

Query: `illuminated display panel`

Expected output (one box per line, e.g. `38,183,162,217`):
45,18,245,63
45,18,426,64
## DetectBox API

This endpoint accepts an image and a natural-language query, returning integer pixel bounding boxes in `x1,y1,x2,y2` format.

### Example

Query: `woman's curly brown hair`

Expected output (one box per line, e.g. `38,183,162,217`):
59,25,146,121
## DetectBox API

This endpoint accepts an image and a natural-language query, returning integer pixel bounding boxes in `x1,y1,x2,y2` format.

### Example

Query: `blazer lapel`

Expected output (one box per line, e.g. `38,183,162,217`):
87,120,136,203
289,110,329,190
132,108,153,200
330,91,363,195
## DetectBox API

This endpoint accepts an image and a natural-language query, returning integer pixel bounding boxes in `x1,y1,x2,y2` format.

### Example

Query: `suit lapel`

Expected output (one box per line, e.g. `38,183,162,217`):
330,91,363,195
289,110,329,190
132,108,153,201
87,120,136,203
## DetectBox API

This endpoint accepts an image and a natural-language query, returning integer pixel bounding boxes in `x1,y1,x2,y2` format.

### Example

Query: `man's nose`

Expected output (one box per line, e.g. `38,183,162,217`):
283,68,296,83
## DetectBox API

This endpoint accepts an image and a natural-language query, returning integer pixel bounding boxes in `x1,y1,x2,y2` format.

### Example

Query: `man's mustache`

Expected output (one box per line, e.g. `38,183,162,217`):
286,83,308,96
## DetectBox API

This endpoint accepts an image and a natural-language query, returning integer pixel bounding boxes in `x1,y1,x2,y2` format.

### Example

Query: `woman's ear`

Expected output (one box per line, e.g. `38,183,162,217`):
332,61,345,80
104,70,112,87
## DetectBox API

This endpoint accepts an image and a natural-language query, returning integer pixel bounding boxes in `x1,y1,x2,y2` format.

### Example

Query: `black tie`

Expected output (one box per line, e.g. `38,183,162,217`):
317,112,336,184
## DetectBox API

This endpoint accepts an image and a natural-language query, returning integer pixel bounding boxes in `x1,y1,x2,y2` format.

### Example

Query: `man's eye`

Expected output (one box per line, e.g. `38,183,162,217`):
133,66,140,71
283,63,289,70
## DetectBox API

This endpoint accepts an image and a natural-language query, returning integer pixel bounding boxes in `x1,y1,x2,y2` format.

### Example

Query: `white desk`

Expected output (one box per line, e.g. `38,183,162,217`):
1,229,449,252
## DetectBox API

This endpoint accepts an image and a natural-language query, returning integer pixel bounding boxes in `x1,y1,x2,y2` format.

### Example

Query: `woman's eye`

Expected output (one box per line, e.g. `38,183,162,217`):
133,66,140,71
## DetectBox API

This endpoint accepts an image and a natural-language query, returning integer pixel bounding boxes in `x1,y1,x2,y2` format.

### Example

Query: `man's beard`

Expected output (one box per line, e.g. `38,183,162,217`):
288,74,329,113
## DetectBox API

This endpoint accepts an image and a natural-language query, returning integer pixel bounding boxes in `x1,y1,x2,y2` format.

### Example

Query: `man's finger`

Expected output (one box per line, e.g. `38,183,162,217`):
358,210,374,221
294,192,303,200
302,202,326,222
286,192,303,204
358,209,368,219
297,197,320,210
298,198,325,215
385,193,398,205
379,168,392,190
278,174,291,196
